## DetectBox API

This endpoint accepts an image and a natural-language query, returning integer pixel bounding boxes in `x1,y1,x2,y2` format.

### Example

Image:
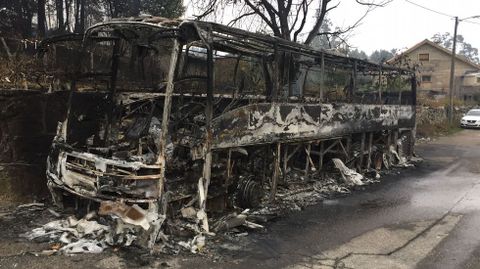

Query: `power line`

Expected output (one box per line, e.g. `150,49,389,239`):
403,0,454,18
404,0,480,26
463,19,480,26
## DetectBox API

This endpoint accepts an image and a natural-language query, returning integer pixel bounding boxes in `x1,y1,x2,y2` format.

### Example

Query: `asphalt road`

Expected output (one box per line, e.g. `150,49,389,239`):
181,129,480,269
2,130,480,269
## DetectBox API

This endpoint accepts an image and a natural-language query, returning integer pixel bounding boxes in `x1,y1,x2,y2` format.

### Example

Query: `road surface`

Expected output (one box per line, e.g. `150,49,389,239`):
2,130,480,269
182,129,480,269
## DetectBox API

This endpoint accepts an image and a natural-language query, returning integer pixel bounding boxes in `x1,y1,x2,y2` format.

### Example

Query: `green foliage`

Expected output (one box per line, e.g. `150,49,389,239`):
385,75,410,91
100,0,184,18
348,49,368,60
0,0,185,38
369,49,396,64
142,0,184,18
0,0,37,37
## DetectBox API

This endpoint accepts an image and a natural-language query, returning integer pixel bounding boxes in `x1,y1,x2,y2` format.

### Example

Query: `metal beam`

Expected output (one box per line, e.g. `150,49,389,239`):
156,39,180,199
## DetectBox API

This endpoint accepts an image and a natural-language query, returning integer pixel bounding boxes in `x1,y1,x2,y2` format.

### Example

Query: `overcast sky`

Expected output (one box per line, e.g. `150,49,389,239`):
327,0,480,54
184,0,480,54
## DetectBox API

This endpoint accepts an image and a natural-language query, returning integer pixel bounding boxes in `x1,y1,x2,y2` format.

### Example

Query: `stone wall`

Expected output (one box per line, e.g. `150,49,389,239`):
416,106,470,126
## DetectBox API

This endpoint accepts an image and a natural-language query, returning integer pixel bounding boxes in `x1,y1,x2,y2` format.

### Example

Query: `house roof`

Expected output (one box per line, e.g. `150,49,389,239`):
386,39,480,70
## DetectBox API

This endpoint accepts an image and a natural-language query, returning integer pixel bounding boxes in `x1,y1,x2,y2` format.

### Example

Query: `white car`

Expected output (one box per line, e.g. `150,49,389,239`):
460,109,480,128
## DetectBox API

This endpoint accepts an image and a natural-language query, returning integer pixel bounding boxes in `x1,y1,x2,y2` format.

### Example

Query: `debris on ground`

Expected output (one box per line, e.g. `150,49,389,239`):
212,211,248,232
178,234,206,254
20,201,167,255
16,153,420,257
23,213,109,254
332,158,364,185
17,203,45,209
417,137,434,143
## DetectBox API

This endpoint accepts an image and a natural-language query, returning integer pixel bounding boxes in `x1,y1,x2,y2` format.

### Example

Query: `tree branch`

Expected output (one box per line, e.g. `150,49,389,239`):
260,0,279,15
261,0,282,35
289,2,304,33
243,0,274,29
193,0,218,20
228,9,257,26
305,0,391,45
276,0,292,39
304,0,334,45
355,0,392,7
293,0,310,42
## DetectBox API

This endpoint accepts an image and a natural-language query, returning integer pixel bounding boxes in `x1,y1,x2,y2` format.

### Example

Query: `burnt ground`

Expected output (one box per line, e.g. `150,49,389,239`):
2,130,480,268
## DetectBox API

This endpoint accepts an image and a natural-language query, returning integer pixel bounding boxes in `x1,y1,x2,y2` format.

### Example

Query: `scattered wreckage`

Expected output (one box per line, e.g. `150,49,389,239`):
32,17,417,253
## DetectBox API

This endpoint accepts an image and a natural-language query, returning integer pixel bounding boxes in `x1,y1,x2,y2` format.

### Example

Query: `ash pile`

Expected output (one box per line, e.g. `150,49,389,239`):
19,148,420,256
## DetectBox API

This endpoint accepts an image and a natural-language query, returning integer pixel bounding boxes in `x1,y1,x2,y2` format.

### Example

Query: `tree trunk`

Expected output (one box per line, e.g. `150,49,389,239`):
78,0,86,33
55,0,64,31
25,12,34,38
109,0,120,18
13,2,24,37
130,0,141,17
74,0,80,33
304,0,329,45
65,0,70,31
37,0,47,37
20,0,33,37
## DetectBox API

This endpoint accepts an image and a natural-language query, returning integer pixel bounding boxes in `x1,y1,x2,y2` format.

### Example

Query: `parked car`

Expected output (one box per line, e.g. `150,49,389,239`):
460,109,480,128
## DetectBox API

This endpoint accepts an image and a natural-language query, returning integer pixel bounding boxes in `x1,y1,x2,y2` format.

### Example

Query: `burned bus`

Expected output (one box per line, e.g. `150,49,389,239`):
40,17,416,242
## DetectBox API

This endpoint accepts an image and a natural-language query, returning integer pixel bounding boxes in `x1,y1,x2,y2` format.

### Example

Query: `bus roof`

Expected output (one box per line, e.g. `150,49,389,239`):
85,16,413,75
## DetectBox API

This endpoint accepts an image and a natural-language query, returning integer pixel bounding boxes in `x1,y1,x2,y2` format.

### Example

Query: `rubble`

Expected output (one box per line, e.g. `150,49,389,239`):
60,239,105,254
99,201,151,231
417,137,434,143
21,201,166,254
17,203,45,209
213,213,247,232
332,158,364,186
23,215,109,254
178,234,206,254
18,149,420,256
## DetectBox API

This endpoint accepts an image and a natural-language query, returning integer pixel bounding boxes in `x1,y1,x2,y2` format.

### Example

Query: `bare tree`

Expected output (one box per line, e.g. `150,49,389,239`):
37,0,47,37
193,0,392,45
55,0,65,31
432,32,479,64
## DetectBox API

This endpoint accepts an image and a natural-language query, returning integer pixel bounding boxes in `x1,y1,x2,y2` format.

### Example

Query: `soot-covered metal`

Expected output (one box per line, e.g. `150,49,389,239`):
38,17,417,251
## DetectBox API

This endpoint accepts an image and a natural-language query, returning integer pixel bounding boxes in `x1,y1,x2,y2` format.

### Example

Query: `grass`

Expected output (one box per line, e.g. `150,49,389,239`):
416,119,463,138
417,93,467,108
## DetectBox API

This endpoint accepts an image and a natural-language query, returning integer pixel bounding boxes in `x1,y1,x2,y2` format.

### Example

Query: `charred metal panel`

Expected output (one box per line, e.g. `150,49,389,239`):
398,105,416,127
47,149,161,202
211,103,415,149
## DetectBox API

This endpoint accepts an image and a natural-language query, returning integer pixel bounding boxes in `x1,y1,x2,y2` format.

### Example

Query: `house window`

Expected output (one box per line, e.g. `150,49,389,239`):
419,53,430,61
422,75,432,82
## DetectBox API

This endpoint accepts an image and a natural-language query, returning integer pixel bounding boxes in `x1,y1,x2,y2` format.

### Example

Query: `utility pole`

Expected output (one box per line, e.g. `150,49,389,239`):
448,16,458,125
